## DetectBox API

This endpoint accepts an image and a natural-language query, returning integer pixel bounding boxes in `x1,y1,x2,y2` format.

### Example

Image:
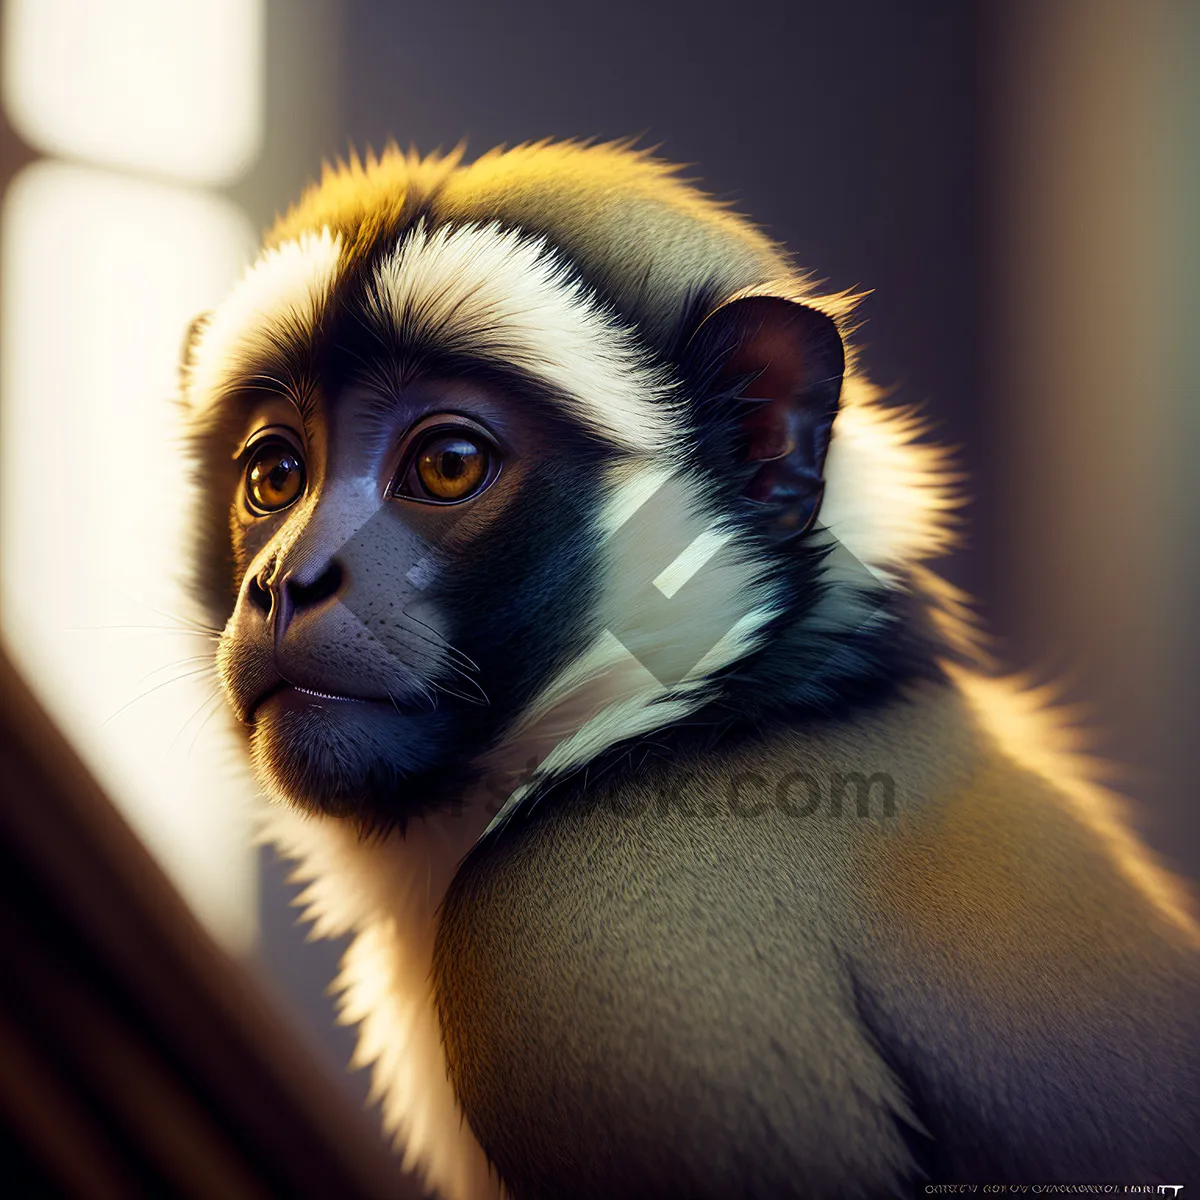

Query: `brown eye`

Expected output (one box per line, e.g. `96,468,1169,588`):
396,425,498,504
244,440,305,514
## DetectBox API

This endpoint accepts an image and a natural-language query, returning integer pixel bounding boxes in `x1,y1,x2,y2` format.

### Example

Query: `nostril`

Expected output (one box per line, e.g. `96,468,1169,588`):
248,571,272,614
286,560,344,611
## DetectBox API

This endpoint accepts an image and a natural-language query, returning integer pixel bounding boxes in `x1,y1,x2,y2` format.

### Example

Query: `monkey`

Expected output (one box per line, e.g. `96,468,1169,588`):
180,141,1200,1200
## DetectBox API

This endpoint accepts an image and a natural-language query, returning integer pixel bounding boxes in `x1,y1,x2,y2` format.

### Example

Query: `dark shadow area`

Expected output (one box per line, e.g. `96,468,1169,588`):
0,647,417,1197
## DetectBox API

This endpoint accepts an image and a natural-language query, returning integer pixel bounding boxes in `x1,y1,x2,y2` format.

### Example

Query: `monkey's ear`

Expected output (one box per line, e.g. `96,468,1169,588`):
177,311,212,399
688,294,844,538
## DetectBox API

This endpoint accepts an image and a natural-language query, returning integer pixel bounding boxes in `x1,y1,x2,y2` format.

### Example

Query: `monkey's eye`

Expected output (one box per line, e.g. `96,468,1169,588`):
393,422,500,505
243,438,306,515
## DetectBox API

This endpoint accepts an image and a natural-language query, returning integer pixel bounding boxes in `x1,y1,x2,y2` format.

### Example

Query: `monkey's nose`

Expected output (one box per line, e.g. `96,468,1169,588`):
285,560,345,612
248,559,346,636
247,568,273,616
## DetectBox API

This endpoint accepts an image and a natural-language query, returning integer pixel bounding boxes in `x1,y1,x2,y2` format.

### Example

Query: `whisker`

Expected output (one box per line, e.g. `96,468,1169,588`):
431,677,491,708
169,684,224,756
138,654,218,686
185,695,229,763
400,610,481,673
397,627,480,676
68,623,220,640
378,621,489,705
387,681,439,715
118,596,222,637
103,666,219,726
375,616,480,678
415,677,441,712
438,664,490,705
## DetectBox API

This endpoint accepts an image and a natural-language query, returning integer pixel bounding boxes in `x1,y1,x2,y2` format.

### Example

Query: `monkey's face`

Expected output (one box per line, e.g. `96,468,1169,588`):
187,171,853,834
215,372,605,826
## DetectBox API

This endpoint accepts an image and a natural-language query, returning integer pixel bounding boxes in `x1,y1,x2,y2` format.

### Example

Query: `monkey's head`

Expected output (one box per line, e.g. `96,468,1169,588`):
183,142,954,832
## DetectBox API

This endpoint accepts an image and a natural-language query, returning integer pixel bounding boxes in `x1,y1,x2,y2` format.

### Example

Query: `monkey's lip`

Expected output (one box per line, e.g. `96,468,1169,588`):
250,679,415,720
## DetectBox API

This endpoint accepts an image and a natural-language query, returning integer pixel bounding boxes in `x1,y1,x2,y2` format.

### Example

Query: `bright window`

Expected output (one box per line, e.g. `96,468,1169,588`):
1,4,264,952
2,0,264,186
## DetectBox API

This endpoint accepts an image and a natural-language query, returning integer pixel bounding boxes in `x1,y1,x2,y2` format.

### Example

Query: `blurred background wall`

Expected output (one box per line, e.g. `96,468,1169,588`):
0,0,1195,1102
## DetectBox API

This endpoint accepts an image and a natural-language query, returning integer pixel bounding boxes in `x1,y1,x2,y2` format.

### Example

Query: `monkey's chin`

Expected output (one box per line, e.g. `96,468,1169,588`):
249,689,454,826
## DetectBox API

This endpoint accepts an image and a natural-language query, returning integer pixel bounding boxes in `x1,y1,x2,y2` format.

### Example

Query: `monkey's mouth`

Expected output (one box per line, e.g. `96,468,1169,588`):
244,672,453,821
249,678,426,721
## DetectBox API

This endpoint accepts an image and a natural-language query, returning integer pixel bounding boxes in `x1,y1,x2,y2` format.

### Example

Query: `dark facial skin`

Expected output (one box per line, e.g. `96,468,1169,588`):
216,375,593,825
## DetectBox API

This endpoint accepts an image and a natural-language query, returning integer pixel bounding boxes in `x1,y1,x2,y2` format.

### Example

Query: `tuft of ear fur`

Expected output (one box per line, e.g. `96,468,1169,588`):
177,311,212,397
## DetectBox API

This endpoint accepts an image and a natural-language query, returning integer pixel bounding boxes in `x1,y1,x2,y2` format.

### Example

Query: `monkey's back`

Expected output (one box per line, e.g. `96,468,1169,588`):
433,679,1200,1198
